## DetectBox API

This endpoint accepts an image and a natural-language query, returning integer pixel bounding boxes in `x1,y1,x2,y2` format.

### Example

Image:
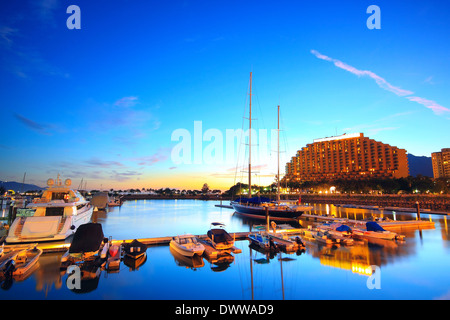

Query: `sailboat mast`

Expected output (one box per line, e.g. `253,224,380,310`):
248,72,252,199
277,105,280,202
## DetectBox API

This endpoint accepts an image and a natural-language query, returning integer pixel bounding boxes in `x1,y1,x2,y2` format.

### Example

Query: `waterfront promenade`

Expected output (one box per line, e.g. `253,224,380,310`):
298,194,450,212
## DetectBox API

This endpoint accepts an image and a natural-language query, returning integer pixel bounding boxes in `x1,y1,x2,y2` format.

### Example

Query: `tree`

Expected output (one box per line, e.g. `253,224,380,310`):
201,183,210,195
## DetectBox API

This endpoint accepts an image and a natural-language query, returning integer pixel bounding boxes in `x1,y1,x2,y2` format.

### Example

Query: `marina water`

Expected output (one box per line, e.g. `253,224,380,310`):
1,199,449,299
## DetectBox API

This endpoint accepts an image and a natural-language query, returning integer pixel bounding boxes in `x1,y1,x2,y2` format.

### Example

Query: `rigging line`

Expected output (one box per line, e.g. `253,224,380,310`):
279,109,291,176
233,78,250,189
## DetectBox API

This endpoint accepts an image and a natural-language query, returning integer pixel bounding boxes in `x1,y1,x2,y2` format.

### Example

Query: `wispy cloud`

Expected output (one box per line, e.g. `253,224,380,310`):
110,170,142,182
423,76,435,85
311,50,449,116
14,113,51,135
311,50,412,96
31,0,60,25
114,96,139,108
1,24,69,79
131,147,171,166
0,26,18,48
405,96,449,116
84,158,124,168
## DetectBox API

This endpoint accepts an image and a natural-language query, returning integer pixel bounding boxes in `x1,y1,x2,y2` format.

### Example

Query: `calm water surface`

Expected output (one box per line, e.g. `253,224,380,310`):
1,199,449,300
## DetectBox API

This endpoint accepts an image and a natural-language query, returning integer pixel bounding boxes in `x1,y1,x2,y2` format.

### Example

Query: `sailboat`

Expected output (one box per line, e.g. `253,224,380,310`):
231,73,312,221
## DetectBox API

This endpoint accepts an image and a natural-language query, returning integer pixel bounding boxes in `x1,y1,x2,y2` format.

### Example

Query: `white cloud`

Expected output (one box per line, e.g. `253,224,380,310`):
311,50,449,116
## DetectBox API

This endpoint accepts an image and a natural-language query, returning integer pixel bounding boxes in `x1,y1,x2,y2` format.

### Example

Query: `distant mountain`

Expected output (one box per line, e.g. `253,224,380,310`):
407,154,433,177
0,181,45,193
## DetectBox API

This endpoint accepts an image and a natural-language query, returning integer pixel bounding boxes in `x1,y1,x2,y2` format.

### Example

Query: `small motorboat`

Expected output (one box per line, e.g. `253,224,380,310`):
0,249,25,277
170,234,205,257
11,246,43,276
108,197,122,207
312,230,334,245
317,224,354,245
353,222,401,241
61,222,108,268
207,222,235,250
123,239,147,259
0,244,42,278
123,253,147,271
248,232,278,252
106,243,122,271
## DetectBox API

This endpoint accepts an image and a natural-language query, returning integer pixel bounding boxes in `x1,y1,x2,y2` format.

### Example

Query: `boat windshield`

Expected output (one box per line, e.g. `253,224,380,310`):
179,237,197,244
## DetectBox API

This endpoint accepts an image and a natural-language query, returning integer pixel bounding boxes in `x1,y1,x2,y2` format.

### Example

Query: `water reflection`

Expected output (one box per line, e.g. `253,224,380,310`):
0,200,448,299
123,254,147,271
170,246,204,270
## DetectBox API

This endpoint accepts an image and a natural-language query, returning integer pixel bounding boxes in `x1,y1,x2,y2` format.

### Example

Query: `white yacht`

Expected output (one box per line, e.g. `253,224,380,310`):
6,177,93,243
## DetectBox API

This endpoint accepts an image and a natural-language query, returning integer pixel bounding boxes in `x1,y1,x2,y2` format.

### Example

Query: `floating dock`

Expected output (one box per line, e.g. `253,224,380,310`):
301,213,435,230
335,204,449,216
2,232,250,254
215,204,233,209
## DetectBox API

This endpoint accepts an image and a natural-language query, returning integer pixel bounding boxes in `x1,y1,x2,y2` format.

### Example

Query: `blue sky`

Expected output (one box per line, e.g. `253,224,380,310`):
0,0,449,190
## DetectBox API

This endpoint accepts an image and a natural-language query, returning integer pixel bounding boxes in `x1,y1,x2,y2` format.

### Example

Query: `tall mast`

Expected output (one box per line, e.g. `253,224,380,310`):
277,105,280,202
248,72,252,199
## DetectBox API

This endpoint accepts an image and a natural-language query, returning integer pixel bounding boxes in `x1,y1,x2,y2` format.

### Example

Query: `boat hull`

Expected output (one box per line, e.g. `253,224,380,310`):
354,230,397,240
248,233,273,251
170,240,204,257
5,207,93,244
231,202,305,221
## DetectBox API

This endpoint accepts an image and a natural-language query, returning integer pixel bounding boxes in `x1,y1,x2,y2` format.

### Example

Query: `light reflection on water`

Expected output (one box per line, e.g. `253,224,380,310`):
0,200,449,300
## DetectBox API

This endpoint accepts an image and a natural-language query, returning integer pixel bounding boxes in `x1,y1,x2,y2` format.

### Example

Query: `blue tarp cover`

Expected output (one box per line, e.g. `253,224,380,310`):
247,197,271,204
336,225,352,232
366,221,386,232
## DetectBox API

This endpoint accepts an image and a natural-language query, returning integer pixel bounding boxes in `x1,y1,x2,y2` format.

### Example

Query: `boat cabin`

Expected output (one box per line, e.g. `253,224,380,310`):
30,188,88,217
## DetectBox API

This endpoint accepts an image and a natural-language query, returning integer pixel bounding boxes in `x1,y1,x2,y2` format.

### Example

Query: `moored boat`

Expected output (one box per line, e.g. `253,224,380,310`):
231,79,312,221
317,223,354,245
0,244,42,277
248,232,278,252
61,222,107,268
108,197,122,207
106,243,122,271
312,230,334,245
0,249,25,276
207,222,235,250
123,239,147,259
6,177,93,244
232,198,312,221
12,246,43,276
353,222,401,241
170,234,205,257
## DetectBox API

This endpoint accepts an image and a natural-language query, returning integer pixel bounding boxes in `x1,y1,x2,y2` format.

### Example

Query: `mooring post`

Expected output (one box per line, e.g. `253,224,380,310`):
7,205,13,225
415,201,421,220
265,206,269,233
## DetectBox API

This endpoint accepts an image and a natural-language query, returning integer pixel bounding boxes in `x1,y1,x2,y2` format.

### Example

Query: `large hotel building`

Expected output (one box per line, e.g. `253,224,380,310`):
431,148,450,178
285,133,409,181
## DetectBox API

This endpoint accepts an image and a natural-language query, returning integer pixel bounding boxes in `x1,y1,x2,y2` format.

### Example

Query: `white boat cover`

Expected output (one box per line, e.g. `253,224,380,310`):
21,216,61,238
